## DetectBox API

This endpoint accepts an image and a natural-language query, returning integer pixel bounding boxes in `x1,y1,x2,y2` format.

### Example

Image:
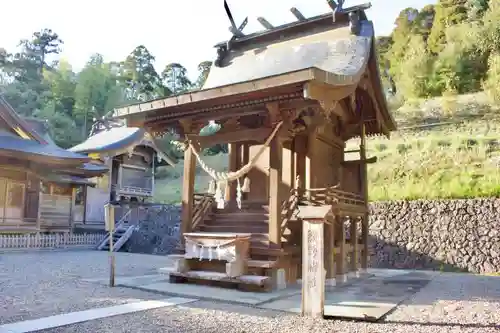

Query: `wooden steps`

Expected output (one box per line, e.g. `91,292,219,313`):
169,270,270,291
179,200,300,291
198,224,268,233
97,225,135,251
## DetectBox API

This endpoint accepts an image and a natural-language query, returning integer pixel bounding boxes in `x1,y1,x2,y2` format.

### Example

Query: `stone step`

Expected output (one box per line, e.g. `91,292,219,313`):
198,225,269,233
169,270,270,287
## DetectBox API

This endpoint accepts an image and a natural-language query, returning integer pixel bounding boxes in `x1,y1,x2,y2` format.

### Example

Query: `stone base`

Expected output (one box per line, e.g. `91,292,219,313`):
325,279,336,287
336,274,347,284
276,268,287,290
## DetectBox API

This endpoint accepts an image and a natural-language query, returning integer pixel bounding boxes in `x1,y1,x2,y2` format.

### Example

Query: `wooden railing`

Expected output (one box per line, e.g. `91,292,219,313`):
301,185,366,215
280,188,300,236
192,193,214,230
96,208,132,250
1,233,105,250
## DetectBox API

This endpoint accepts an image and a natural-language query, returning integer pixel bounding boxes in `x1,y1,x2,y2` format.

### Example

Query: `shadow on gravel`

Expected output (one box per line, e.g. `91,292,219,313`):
377,320,500,330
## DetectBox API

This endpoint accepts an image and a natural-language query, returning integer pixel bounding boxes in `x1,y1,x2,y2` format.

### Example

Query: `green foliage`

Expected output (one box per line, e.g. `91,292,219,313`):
394,35,431,99
383,0,498,102
483,53,500,105
0,28,212,150
194,61,212,89
161,63,192,94
359,93,500,201
427,0,468,54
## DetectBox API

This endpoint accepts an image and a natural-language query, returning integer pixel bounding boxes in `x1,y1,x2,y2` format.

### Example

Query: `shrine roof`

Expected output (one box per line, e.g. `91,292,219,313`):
111,3,396,136
0,96,47,143
0,134,90,165
69,126,177,166
42,173,97,186
70,127,144,154
22,117,57,146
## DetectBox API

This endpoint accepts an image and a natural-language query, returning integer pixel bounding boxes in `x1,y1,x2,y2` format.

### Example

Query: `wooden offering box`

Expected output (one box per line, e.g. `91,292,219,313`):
183,232,251,277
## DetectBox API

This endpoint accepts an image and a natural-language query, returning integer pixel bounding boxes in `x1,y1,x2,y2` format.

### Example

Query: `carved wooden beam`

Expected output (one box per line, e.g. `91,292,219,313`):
187,127,272,149
303,82,356,121
148,107,266,131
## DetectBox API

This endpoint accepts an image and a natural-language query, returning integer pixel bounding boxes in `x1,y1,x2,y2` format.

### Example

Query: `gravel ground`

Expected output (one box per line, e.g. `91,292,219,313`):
1,251,500,333
0,250,171,324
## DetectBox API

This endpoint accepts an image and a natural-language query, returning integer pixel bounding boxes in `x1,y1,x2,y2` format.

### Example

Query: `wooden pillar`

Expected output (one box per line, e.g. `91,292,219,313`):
336,215,347,283
350,216,359,275
36,186,42,232
69,187,77,233
294,135,307,197
226,143,241,203
360,123,369,272
180,145,196,247
324,216,335,280
82,186,88,225
268,136,282,246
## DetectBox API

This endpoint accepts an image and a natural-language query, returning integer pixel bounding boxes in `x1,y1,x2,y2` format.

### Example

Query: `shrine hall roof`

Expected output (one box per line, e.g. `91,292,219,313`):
111,4,396,136
0,134,90,164
69,126,177,166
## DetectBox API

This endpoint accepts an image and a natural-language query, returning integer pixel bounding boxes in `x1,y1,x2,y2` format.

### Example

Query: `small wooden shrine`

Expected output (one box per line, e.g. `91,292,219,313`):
0,96,108,233
69,118,176,250
112,2,396,291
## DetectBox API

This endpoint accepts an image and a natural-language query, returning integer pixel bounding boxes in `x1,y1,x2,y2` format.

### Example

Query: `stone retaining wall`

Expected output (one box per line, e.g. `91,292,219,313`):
369,198,500,273
124,205,181,255
125,199,500,274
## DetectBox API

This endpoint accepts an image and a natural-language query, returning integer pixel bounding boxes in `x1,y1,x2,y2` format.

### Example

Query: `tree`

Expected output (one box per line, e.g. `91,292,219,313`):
479,0,500,54
194,61,212,89
387,8,420,77
120,45,164,101
395,35,432,99
0,29,63,116
428,0,468,54
161,63,192,94
73,54,124,138
466,0,489,21
415,5,436,42
44,59,76,117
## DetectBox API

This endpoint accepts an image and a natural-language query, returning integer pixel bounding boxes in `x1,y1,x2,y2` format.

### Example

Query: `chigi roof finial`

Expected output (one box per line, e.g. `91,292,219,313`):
327,0,345,12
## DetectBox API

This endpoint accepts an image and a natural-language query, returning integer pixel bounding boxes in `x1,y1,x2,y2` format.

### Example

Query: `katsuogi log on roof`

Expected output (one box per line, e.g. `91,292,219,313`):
112,2,395,140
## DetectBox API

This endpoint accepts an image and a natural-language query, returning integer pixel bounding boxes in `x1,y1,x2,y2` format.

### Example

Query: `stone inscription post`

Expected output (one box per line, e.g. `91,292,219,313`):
298,205,331,318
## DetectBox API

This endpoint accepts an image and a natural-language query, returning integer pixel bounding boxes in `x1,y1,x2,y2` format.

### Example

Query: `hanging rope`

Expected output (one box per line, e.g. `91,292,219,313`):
187,121,284,208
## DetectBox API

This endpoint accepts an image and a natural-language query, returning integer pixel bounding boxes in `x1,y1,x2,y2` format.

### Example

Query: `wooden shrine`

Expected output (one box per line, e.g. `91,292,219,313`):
111,2,396,291
69,118,176,250
0,96,108,233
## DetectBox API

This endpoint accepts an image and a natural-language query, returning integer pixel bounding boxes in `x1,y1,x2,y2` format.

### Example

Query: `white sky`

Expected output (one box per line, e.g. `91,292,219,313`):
0,0,434,79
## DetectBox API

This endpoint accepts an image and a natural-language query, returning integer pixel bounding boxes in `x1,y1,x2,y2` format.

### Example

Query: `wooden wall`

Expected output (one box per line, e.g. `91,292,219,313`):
0,169,30,227
307,124,344,189
243,123,346,204
39,192,72,230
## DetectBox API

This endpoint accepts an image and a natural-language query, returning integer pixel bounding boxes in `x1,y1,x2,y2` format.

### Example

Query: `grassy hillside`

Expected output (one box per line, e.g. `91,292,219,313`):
154,93,500,203
361,93,500,201
154,155,228,204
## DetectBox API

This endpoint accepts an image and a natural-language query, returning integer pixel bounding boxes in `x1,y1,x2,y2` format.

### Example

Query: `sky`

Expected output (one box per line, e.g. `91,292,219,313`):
0,0,435,79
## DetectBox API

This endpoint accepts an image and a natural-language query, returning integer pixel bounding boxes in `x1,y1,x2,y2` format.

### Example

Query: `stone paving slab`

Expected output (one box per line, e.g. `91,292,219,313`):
83,274,302,306
260,270,435,320
0,297,197,333
81,268,436,321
